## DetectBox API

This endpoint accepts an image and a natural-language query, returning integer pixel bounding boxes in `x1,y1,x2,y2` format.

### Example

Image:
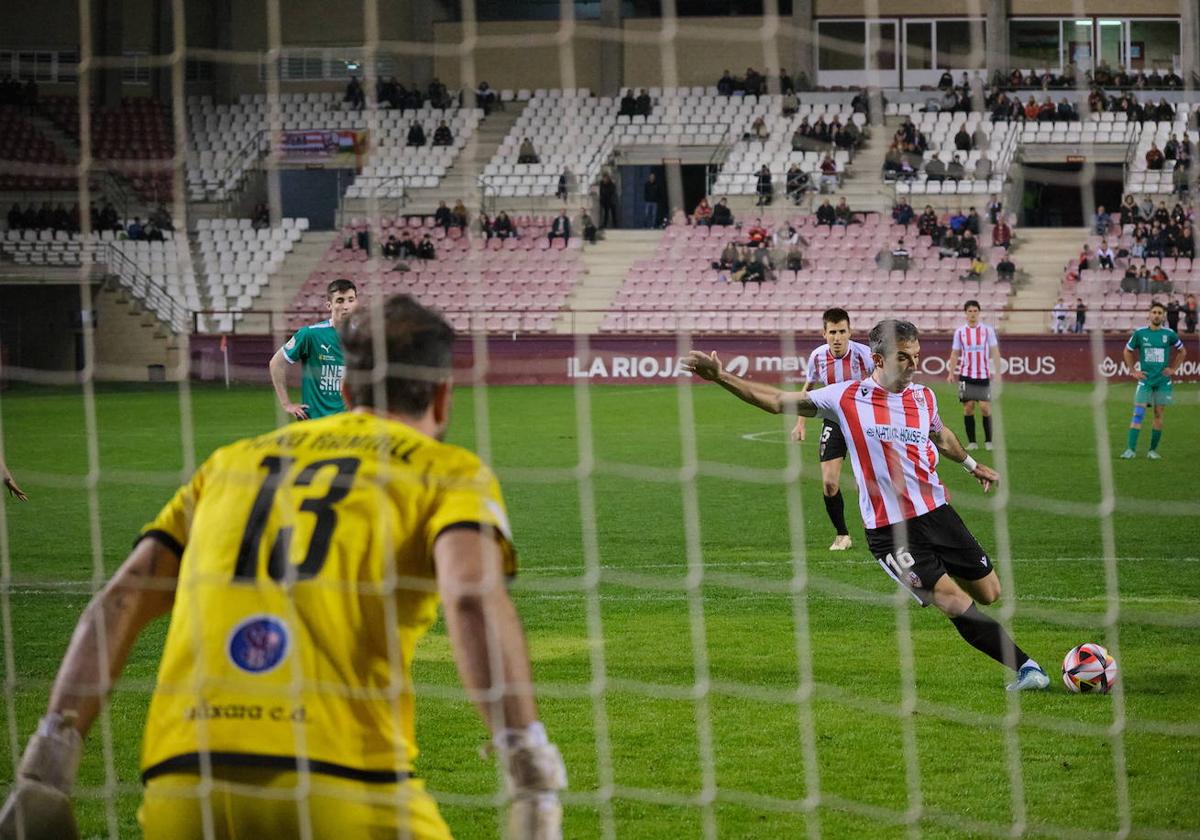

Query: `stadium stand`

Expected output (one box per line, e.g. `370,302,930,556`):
600,216,1013,334
194,218,309,332
286,214,582,333
0,106,75,190
892,112,1017,197
481,90,617,198
38,96,174,201
1126,108,1199,196
612,86,751,148
186,93,481,202
709,96,860,196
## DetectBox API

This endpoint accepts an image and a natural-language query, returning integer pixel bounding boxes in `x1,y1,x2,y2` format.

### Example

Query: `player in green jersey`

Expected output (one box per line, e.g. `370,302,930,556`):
269,278,358,420
1121,301,1187,460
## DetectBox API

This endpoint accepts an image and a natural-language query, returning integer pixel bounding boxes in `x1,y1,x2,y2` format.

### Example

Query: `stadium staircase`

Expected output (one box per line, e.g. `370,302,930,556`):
254,230,341,335
560,229,662,334
342,105,526,219
93,277,187,378
1002,227,1086,332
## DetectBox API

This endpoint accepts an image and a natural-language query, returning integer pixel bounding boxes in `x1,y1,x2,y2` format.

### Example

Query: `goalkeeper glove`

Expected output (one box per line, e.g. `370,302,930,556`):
495,722,566,840
0,713,82,840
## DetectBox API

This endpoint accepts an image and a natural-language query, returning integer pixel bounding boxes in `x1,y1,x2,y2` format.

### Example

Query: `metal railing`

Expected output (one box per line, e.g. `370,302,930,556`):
102,243,189,332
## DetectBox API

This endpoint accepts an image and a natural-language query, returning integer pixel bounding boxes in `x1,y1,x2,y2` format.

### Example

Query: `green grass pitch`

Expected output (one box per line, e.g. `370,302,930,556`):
0,380,1197,838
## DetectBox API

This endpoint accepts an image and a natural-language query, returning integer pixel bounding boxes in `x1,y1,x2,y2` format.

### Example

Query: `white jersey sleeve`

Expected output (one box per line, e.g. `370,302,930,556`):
951,327,964,352
806,379,854,422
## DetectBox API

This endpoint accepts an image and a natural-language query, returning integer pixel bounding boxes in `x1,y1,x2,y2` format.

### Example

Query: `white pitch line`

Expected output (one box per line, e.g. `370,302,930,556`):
521,556,1200,574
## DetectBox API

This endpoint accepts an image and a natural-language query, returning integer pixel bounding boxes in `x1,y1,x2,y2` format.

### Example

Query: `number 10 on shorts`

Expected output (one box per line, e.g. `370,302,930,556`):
881,549,916,579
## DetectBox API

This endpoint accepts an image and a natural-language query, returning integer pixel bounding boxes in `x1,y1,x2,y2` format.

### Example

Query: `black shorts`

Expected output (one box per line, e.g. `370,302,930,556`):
864,505,993,607
958,376,992,403
817,419,848,462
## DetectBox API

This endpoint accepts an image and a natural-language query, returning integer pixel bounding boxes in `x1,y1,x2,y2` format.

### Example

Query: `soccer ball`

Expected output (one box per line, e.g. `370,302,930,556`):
1062,643,1118,694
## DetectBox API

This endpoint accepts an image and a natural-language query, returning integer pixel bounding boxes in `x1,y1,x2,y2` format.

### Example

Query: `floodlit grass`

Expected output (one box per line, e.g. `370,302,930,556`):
1,380,1197,837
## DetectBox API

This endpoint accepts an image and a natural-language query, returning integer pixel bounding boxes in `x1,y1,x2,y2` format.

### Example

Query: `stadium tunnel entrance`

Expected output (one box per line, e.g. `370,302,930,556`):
1020,162,1124,228
617,162,712,229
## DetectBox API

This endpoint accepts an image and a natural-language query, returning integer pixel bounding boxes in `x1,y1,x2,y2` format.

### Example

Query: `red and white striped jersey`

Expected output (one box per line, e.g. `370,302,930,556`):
809,379,950,529
805,341,875,386
952,323,999,379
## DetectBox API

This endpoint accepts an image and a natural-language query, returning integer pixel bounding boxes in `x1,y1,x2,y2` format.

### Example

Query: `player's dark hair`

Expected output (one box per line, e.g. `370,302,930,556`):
340,294,455,415
822,307,850,328
963,300,981,311
327,278,357,298
1149,301,1166,312
868,319,919,356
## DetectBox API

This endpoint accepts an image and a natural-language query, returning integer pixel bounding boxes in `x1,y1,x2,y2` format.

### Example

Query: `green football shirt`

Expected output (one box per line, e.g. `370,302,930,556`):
1126,325,1184,387
280,320,346,418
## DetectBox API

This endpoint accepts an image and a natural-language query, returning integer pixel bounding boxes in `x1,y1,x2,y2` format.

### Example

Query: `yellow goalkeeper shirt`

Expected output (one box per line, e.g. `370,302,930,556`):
137,411,516,783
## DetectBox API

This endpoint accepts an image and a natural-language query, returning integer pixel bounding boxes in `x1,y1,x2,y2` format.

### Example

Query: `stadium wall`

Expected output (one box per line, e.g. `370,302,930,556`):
191,334,1200,387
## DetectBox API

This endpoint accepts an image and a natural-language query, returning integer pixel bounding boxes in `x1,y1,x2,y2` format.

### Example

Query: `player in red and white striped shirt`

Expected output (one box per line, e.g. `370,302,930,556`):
946,300,1001,451
684,319,1050,691
789,308,875,551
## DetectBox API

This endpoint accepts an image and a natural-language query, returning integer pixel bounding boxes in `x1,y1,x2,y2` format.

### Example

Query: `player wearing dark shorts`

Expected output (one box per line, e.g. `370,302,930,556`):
687,318,1050,691
791,308,874,551
947,300,1000,451
866,506,994,607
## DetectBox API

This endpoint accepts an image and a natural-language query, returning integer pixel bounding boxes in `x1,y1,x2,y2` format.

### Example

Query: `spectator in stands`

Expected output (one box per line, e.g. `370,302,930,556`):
997,255,1016,281
715,241,739,271
518,137,539,164
1152,202,1171,226
972,124,989,151
382,235,401,259
548,211,571,243
961,254,989,282
416,233,436,260
991,217,1012,250
974,153,993,182
450,201,469,230
99,202,120,232
619,89,636,116
924,153,945,182
892,199,914,226
815,199,836,228
434,201,452,231
791,120,810,152
785,245,804,271
958,229,978,259
749,116,769,141
1136,266,1152,293
833,122,856,153
475,81,497,114
954,126,972,152
127,218,145,241
1183,294,1198,333
635,89,652,117
1096,240,1116,270
1094,205,1111,235
1145,143,1165,170
1056,98,1076,120
746,219,769,247
33,202,51,230
946,155,965,182
1077,244,1093,271
1120,265,1140,293
744,67,765,96
344,76,365,111
1167,297,1182,332
693,197,713,226
756,165,773,206
250,202,270,231
1170,201,1187,227
492,212,516,240
717,70,735,97
984,196,1002,226
1023,97,1041,120
818,154,839,193
917,205,938,238
786,165,810,205
938,70,954,90
1130,225,1147,259
556,167,574,201
1119,194,1140,225
581,211,597,245
407,121,427,147
1073,299,1087,333
834,197,855,227
7,203,22,231
144,221,164,243
781,90,798,117
711,198,733,227
599,173,618,228
642,172,663,228
1178,224,1195,258
1150,265,1172,294
432,121,453,146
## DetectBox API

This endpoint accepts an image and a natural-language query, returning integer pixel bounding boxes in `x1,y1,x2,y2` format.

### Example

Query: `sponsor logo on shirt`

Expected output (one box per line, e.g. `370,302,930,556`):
228,615,290,674
864,425,927,445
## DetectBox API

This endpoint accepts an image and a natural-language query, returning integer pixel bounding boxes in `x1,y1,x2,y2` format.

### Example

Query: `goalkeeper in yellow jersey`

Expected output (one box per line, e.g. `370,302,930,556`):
0,296,565,840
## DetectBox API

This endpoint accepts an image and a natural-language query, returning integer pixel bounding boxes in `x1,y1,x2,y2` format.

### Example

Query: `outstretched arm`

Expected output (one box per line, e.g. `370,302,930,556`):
930,425,1000,493
682,351,819,417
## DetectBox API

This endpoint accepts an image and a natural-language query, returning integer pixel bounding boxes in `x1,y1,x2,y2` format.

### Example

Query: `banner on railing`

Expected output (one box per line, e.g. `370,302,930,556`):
191,334,1200,386
276,129,369,167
